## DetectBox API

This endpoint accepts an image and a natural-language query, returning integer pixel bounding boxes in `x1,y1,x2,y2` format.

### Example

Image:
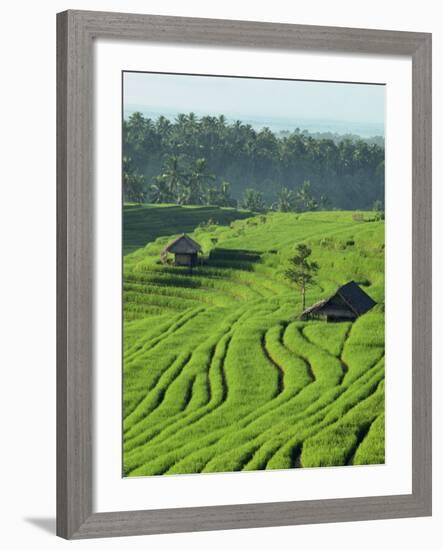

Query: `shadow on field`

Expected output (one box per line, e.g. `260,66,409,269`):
207,248,262,271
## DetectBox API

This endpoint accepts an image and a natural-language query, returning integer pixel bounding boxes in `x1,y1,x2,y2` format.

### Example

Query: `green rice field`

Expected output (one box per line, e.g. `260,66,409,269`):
123,205,385,476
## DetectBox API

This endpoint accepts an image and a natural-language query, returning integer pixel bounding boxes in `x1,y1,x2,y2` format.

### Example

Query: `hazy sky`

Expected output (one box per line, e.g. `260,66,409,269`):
123,71,385,129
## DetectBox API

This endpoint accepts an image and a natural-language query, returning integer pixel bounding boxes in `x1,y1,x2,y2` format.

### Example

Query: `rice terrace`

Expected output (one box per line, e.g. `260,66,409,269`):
123,206,385,476
122,72,385,477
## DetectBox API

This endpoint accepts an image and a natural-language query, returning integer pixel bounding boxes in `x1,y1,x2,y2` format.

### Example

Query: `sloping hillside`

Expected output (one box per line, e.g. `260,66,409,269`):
123,208,385,475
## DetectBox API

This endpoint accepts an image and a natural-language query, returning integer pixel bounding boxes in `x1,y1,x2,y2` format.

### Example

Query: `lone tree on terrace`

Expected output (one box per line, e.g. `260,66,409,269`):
284,244,319,311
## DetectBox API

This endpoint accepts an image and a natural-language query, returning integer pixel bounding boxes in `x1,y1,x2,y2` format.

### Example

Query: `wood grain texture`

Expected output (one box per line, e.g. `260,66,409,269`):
72,493,428,539
57,10,93,539
56,10,432,539
68,9,428,54
56,11,68,537
411,35,432,510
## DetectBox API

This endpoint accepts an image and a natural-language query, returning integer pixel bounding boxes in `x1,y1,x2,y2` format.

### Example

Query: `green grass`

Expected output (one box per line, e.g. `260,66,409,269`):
123,205,385,475
123,203,253,255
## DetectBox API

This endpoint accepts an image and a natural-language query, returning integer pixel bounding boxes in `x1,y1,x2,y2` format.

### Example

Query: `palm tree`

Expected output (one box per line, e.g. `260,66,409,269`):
175,113,187,126
123,110,385,211
156,115,172,135
149,177,173,203
217,114,227,127
206,180,235,207
274,187,297,212
159,155,184,200
295,181,318,212
187,112,198,124
206,183,219,206
123,156,146,203
242,189,266,212
185,158,215,205
219,181,233,206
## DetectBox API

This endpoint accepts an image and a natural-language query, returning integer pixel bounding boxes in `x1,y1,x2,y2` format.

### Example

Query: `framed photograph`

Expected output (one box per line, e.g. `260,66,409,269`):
57,10,432,539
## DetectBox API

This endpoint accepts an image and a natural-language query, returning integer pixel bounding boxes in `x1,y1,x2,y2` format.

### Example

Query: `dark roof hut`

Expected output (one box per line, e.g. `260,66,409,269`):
161,234,202,267
299,281,376,322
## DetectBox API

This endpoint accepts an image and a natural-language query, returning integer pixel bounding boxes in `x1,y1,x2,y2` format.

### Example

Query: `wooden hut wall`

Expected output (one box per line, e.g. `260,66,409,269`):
175,253,197,267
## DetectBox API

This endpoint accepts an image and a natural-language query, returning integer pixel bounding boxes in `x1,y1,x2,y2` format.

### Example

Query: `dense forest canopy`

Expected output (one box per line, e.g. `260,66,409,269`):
123,112,385,210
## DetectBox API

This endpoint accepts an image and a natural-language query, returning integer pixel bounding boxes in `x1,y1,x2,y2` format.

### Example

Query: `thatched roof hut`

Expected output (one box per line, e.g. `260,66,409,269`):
161,234,202,267
299,281,376,322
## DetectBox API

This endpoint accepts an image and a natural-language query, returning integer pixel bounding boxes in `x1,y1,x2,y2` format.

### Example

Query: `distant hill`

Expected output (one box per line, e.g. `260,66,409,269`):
277,129,384,147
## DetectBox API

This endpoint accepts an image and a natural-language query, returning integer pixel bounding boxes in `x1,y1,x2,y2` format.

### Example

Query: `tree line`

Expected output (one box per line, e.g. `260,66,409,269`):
123,112,385,210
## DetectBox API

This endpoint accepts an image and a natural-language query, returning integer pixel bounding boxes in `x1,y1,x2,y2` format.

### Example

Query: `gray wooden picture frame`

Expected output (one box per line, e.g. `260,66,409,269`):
57,9,432,539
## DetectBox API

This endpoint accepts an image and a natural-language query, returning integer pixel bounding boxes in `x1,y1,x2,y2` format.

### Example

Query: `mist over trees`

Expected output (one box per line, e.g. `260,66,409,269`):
123,112,385,210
